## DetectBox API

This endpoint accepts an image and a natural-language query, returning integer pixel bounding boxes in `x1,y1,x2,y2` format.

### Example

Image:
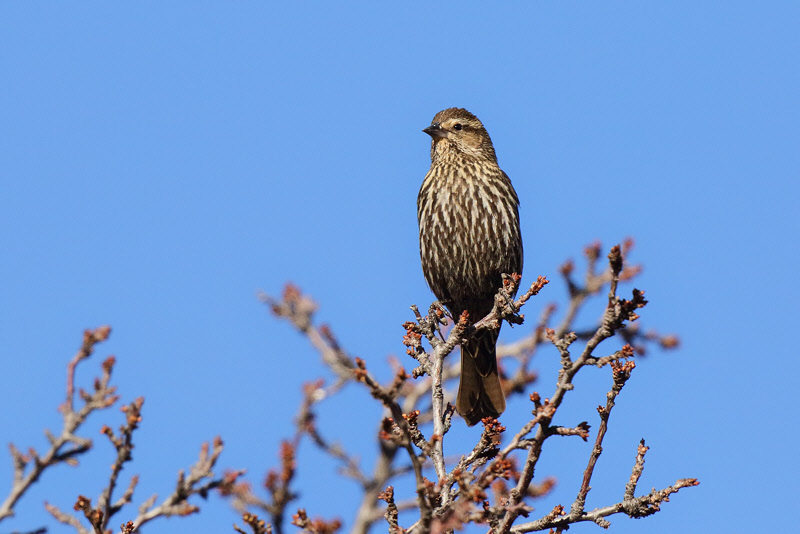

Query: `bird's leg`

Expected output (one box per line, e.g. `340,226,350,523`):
502,290,518,313
428,301,450,341
500,274,522,314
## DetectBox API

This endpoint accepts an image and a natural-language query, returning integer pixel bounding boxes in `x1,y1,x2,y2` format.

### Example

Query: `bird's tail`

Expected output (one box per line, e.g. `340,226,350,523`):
457,329,506,426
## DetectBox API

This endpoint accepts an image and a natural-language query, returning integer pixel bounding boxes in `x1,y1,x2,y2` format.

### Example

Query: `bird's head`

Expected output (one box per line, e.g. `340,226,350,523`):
424,108,497,163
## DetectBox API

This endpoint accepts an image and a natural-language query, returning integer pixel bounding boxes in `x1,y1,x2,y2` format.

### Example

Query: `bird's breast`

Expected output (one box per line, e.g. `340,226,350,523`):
417,161,523,313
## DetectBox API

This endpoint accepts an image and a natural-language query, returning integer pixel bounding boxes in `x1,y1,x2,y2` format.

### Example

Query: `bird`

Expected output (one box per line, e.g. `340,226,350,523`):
417,107,523,426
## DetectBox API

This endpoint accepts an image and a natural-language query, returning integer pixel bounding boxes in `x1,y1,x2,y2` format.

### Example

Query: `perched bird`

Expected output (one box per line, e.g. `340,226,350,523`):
417,108,524,426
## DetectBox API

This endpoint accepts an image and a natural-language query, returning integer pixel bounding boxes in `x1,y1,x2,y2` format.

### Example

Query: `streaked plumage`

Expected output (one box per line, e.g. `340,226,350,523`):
417,108,523,426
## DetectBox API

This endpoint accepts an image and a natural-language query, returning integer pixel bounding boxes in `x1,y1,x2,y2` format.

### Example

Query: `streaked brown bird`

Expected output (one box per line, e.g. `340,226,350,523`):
417,107,523,426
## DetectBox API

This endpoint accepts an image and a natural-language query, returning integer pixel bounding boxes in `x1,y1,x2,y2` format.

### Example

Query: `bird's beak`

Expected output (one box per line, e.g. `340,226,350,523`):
423,122,448,139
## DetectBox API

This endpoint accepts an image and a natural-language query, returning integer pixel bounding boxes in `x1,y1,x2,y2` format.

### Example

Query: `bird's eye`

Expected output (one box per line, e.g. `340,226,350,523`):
453,123,463,131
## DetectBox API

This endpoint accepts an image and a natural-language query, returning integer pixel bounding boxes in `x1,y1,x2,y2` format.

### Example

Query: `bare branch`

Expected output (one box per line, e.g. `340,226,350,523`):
234,512,273,534
132,437,239,528
570,360,635,518
97,397,144,527
625,439,649,500
1,327,115,523
291,508,342,534
510,478,699,532
250,241,694,534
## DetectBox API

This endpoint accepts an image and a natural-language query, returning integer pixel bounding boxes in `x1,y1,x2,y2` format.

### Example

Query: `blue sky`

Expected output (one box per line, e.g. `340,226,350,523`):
1,3,798,533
